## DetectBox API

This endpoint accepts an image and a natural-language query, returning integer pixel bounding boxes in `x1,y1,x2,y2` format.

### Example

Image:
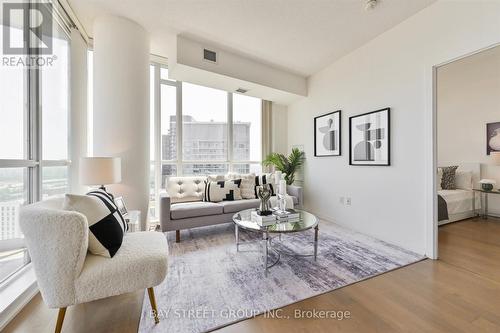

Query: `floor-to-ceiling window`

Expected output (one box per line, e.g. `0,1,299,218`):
148,64,262,220
0,4,70,285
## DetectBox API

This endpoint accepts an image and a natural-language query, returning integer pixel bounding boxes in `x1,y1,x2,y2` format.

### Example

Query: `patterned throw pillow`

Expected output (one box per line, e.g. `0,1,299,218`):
63,190,127,258
440,166,459,190
204,179,242,202
226,173,256,199
255,174,275,197
207,174,225,182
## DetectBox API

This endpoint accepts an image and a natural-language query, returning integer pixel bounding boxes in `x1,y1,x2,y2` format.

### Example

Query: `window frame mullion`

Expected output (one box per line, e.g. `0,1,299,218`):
227,92,233,172
154,65,161,209
28,66,41,204
176,80,182,176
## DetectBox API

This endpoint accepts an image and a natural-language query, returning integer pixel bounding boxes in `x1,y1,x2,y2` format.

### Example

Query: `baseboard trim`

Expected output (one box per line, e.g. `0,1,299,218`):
306,209,430,260
309,211,336,224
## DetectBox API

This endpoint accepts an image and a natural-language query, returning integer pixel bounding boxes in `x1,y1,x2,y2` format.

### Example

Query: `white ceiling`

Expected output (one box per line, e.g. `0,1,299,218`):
68,0,436,77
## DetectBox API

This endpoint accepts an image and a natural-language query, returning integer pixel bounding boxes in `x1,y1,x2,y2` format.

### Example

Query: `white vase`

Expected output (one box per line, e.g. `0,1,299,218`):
489,129,500,151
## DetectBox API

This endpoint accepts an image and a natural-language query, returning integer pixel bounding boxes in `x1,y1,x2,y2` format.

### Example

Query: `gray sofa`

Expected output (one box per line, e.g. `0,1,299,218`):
160,184,303,242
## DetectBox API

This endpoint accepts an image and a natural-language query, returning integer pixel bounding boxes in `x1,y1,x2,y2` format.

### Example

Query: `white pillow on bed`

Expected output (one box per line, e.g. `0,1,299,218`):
455,171,473,190
437,168,443,190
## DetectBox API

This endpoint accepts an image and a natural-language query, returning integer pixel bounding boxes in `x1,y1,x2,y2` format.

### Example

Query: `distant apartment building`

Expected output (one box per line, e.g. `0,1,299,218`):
161,115,250,183
0,203,21,241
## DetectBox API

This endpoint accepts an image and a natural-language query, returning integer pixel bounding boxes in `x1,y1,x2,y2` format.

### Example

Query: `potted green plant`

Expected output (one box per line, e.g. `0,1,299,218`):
263,148,305,185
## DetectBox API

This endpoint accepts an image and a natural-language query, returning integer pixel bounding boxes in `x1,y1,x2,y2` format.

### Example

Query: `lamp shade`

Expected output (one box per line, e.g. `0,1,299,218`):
80,157,121,186
492,151,500,166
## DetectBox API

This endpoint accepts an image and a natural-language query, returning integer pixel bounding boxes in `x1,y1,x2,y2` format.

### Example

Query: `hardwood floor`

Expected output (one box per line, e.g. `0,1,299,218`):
4,217,500,333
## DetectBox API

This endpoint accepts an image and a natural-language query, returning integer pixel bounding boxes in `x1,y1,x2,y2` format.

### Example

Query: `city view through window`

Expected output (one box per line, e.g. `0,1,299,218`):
0,24,70,283
150,70,262,219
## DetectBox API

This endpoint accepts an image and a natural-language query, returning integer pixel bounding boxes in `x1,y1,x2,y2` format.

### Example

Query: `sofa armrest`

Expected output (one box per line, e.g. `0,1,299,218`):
287,185,303,209
20,206,88,308
159,193,172,232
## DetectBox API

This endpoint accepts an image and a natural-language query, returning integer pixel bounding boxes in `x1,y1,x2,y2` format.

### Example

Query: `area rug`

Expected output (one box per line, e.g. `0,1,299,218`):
138,221,424,333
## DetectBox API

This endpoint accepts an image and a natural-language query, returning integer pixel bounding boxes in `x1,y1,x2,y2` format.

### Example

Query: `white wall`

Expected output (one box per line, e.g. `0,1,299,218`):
93,16,150,229
69,29,88,194
287,0,500,255
438,45,500,215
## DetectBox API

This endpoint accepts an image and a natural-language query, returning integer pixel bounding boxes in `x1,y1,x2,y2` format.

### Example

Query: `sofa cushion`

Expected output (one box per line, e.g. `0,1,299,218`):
75,231,168,304
219,199,260,214
166,176,206,204
170,202,223,220
226,173,256,199
204,179,242,202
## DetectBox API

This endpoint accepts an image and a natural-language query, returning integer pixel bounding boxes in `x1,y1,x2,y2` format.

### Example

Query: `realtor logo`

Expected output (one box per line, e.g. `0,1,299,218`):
2,2,53,55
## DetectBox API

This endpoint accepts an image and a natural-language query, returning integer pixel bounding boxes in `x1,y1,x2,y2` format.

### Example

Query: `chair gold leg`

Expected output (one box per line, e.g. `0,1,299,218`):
55,307,67,333
147,287,160,324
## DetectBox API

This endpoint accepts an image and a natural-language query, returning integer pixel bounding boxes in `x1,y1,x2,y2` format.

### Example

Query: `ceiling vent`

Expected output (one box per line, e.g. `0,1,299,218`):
235,88,248,94
203,48,217,63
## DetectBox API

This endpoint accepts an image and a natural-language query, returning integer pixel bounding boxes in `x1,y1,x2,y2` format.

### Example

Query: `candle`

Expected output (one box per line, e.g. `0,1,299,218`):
275,171,282,183
279,179,287,196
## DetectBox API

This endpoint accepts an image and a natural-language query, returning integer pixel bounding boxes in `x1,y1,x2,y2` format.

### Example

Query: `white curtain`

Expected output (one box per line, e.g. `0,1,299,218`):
262,100,273,172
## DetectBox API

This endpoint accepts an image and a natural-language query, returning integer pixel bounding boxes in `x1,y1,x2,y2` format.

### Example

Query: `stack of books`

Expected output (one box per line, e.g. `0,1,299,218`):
272,208,300,223
251,210,277,226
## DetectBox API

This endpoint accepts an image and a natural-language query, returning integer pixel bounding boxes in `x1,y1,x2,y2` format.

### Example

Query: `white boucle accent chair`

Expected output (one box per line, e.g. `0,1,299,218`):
20,198,168,333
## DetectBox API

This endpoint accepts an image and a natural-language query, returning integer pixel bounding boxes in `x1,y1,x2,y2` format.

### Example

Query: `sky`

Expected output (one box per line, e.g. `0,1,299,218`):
0,26,69,161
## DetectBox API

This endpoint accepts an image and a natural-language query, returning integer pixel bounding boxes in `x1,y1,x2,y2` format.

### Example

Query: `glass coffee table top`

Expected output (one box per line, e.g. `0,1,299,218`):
232,209,318,233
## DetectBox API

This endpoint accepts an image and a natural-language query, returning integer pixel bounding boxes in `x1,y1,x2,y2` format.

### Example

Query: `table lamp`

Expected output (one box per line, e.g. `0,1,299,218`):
80,157,121,198
492,152,500,166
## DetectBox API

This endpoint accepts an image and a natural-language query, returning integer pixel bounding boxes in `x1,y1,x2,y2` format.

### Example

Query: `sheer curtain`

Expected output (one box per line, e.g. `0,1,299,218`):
261,100,273,172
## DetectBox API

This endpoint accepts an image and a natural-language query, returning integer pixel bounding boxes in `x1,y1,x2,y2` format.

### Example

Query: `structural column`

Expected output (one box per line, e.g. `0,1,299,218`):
69,29,88,194
93,15,150,230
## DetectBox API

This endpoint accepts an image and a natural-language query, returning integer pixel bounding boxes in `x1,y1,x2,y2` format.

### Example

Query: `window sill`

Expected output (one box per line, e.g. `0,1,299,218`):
0,264,38,331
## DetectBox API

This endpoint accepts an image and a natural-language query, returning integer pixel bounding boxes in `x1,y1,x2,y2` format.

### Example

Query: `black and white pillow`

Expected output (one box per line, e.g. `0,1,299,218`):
63,190,127,258
204,179,242,202
440,166,459,190
255,174,275,197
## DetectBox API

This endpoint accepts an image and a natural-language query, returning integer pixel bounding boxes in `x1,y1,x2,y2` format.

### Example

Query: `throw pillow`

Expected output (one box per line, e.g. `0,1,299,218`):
441,166,459,190
207,174,225,182
437,168,443,190
63,190,127,258
226,173,256,199
255,174,275,197
204,179,242,202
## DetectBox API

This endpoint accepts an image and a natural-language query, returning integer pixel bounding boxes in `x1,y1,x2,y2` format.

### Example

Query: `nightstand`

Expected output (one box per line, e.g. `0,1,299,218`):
473,189,500,219
125,210,141,232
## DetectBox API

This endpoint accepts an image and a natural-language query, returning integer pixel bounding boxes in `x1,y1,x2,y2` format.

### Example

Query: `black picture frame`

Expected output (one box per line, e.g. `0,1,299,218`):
486,122,500,155
314,110,341,157
349,107,391,166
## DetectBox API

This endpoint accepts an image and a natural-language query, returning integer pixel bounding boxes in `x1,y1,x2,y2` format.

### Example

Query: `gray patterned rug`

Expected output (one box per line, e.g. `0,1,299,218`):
138,221,423,333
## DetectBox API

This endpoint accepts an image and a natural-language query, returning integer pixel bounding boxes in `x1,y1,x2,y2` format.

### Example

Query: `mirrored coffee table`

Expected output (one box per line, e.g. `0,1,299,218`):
232,209,319,276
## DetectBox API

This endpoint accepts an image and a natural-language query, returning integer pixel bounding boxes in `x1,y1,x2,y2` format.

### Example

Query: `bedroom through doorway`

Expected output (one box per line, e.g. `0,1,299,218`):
435,44,500,261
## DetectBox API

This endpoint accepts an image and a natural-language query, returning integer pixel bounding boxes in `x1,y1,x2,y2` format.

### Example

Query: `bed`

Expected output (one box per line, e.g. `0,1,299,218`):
437,163,481,226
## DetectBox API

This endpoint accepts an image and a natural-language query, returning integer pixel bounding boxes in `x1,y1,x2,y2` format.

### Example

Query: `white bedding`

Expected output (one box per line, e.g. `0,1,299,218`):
438,189,480,215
